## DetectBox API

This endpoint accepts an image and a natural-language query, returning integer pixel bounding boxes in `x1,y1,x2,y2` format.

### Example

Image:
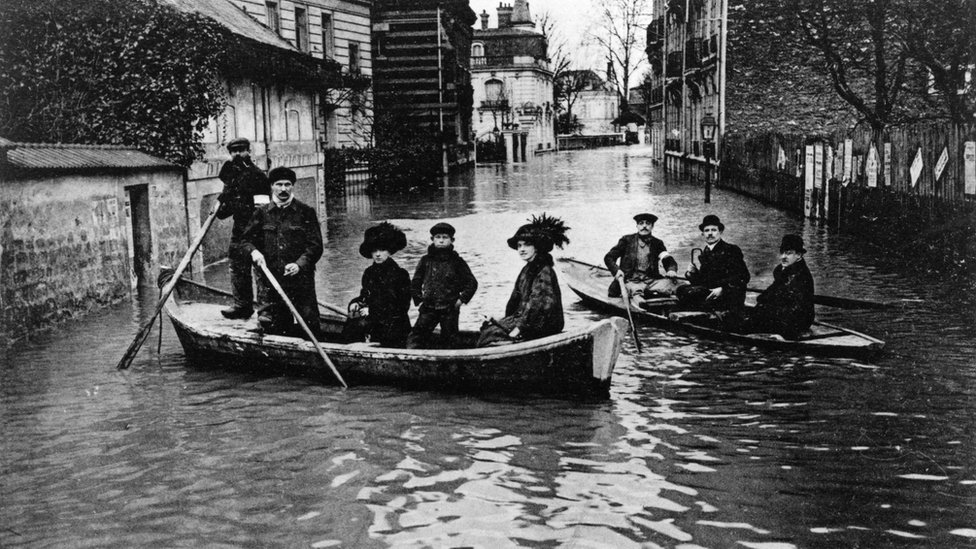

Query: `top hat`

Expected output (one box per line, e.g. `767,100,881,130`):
359,222,407,258
633,213,658,224
779,234,806,254
698,214,725,231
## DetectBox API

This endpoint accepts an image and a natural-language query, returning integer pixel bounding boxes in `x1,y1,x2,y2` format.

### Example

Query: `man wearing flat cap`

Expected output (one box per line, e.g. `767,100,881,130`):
216,137,270,319
740,234,815,339
240,167,323,337
604,212,683,306
676,214,750,315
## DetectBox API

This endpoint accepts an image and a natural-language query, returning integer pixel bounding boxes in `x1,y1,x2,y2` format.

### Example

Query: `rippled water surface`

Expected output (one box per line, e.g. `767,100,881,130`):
3,146,975,548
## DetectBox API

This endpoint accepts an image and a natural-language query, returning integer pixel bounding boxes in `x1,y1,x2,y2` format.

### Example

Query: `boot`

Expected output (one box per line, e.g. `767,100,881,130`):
220,305,253,319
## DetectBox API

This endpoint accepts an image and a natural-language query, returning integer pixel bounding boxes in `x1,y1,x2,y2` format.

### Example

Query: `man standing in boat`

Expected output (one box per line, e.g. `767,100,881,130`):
241,167,323,337
604,213,684,307
216,137,270,320
676,215,750,317
740,234,815,339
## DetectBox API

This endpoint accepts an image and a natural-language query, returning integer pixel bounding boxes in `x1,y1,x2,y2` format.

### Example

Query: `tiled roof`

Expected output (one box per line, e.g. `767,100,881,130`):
0,140,177,171
161,0,299,54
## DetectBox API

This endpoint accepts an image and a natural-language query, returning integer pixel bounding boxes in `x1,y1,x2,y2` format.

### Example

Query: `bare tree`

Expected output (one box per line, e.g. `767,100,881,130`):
590,0,652,111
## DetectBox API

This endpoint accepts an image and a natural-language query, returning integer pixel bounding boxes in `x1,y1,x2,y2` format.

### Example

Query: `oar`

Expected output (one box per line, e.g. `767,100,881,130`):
614,272,643,353
747,288,894,310
177,277,349,318
257,260,348,389
117,204,220,370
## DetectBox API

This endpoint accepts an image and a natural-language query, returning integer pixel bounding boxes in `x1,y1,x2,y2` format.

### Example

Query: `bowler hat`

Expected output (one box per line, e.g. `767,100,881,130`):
268,166,297,184
779,234,806,254
226,137,250,151
698,214,725,231
633,213,658,224
359,222,407,258
429,222,456,237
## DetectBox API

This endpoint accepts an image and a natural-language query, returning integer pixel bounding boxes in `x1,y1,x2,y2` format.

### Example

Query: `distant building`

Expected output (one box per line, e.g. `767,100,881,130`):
371,0,476,171
560,69,620,135
471,0,555,162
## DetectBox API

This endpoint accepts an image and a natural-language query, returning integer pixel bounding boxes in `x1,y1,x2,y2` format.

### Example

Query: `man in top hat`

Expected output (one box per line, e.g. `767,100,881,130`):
676,214,750,314
240,167,323,337
740,234,815,339
216,137,270,319
604,212,684,306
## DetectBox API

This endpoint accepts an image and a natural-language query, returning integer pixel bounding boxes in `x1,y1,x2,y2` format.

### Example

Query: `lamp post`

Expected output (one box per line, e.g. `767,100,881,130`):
700,114,717,204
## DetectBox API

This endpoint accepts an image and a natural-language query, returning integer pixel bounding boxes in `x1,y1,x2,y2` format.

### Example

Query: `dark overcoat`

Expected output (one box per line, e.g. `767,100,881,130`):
748,259,815,339
410,245,478,311
216,158,270,240
352,258,412,346
478,253,564,346
679,239,751,310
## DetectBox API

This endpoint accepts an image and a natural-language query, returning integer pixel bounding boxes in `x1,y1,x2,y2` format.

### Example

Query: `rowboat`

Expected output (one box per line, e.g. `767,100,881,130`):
558,257,885,359
163,276,629,396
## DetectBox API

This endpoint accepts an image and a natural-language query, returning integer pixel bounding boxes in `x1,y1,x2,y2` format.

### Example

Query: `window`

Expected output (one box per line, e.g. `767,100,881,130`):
265,2,279,33
485,79,504,102
321,13,335,59
295,7,309,53
348,43,360,74
472,43,484,57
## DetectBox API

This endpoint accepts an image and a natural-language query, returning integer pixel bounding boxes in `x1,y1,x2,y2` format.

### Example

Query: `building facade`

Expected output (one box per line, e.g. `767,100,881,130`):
371,0,476,171
560,70,620,136
471,1,555,162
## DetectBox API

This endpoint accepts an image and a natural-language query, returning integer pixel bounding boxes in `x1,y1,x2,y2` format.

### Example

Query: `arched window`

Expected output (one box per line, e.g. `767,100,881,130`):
485,79,504,103
285,100,301,141
471,43,484,57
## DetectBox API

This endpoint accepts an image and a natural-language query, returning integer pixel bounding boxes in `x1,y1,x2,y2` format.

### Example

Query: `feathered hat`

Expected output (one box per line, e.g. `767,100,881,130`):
506,213,571,253
359,222,407,258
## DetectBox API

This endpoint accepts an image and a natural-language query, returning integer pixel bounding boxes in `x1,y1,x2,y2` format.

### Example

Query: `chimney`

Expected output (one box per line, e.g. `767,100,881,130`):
480,10,490,30
510,0,533,28
497,3,513,28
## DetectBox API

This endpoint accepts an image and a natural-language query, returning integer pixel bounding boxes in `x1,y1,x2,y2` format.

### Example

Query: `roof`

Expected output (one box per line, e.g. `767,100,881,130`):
161,0,299,54
0,140,178,171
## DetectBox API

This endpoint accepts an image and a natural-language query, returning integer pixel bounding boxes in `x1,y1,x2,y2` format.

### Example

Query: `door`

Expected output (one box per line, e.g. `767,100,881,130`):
126,185,153,286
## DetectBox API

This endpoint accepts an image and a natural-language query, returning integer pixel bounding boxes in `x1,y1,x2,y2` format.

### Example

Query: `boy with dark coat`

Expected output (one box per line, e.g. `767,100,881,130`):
406,222,478,349
241,167,322,337
676,214,750,313
346,222,412,347
742,234,815,339
217,137,270,319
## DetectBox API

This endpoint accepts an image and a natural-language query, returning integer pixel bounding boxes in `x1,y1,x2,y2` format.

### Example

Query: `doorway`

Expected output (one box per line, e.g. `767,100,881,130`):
126,185,153,286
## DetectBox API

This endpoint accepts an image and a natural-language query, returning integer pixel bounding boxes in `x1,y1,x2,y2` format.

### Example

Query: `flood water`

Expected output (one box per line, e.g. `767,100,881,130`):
3,145,975,548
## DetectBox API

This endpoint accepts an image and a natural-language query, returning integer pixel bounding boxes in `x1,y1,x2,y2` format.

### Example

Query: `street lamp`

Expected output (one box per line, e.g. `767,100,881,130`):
700,114,717,204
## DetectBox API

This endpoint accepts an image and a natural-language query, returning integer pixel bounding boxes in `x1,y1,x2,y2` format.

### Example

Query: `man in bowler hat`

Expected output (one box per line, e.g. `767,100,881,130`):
604,212,684,306
740,234,815,339
241,167,323,337
217,137,270,319
676,215,750,314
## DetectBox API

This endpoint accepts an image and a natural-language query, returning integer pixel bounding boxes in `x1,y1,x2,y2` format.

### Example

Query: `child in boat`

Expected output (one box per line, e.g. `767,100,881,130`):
477,214,569,347
406,222,479,349
345,222,412,347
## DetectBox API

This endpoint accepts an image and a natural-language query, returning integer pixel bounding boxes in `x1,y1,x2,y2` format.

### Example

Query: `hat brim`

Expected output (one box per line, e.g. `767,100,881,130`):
699,222,724,231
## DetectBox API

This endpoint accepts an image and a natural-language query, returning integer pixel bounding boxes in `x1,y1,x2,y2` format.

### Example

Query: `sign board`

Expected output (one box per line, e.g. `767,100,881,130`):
883,143,892,186
910,147,923,187
934,146,949,181
777,145,787,171
824,146,833,219
843,139,853,184
813,143,824,219
804,145,815,218
965,141,976,194
866,144,879,188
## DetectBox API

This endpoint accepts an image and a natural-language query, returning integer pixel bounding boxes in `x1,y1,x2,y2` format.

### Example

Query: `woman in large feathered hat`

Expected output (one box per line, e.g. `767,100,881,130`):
343,222,412,347
477,213,570,347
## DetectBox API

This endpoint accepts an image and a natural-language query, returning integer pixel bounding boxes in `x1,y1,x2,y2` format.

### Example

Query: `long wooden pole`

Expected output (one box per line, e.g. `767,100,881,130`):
615,272,643,353
117,205,221,370
257,261,348,388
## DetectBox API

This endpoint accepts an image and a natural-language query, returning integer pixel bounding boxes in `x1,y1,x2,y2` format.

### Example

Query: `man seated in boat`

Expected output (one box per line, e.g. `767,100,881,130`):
676,215,750,320
240,167,324,338
603,212,685,307
738,234,815,339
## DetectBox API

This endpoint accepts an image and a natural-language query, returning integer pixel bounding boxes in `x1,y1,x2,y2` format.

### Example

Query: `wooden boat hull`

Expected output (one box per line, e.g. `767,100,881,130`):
165,278,629,396
558,257,885,359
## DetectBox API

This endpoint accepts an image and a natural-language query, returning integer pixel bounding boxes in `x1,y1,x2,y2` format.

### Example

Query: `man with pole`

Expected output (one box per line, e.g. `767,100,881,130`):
241,167,324,337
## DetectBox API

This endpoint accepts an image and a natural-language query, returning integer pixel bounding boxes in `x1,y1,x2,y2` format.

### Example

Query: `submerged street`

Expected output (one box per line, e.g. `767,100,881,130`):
3,145,975,547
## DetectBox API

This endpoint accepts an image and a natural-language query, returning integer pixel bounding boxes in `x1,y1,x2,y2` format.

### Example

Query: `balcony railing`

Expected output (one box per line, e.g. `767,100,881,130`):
479,99,510,111
471,56,549,70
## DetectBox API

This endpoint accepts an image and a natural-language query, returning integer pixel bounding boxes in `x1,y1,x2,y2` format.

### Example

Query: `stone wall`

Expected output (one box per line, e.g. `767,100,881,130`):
0,169,188,345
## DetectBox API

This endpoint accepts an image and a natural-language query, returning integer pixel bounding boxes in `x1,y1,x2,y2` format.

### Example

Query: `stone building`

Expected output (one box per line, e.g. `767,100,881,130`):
471,0,555,162
0,140,186,344
561,70,620,136
371,0,476,171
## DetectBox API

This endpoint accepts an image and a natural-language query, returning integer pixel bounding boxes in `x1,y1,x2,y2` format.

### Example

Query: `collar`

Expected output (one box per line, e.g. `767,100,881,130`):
272,196,294,209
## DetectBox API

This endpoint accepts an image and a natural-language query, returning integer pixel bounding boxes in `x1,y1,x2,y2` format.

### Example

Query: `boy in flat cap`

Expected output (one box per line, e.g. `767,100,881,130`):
345,222,412,347
241,167,323,337
740,234,815,339
406,222,478,349
604,212,683,307
676,214,750,315
216,137,270,319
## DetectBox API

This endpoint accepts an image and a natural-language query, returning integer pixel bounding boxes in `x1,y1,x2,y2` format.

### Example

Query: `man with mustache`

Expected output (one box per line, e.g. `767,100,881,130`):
740,234,815,339
676,214,750,315
604,212,683,307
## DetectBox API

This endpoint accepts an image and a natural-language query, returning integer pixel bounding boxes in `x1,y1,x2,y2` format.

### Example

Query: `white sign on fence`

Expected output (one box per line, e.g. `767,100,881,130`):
843,139,853,184
777,145,787,171
867,144,879,188
883,143,892,186
824,146,833,218
804,145,815,218
910,147,923,187
965,141,976,195
934,146,949,182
